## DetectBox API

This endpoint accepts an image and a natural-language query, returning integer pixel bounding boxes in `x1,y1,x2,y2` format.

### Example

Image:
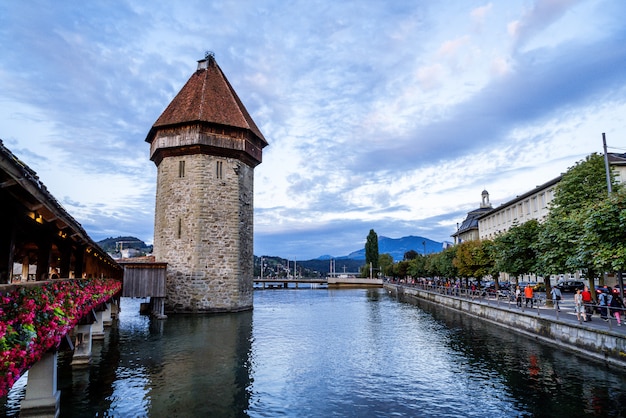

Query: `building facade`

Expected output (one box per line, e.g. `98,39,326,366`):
456,153,625,284
146,55,268,313
477,177,559,240
477,153,626,240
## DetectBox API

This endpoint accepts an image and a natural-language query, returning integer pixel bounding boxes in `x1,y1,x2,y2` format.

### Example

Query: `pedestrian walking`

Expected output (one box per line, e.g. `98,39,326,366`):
610,293,624,326
515,285,522,308
581,286,593,321
524,284,534,308
574,288,587,322
599,287,610,321
550,286,562,311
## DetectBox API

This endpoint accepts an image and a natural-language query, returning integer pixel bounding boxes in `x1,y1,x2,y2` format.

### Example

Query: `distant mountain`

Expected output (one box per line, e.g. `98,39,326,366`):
341,235,442,262
291,235,444,274
96,236,152,253
291,258,364,276
316,255,334,260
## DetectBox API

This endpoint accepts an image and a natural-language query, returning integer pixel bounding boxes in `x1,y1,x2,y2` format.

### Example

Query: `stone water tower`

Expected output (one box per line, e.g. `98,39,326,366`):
145,54,268,313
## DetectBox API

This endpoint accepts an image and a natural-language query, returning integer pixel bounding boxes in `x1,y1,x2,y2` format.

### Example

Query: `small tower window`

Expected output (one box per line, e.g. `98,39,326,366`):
179,160,185,178
216,161,223,179
177,218,182,239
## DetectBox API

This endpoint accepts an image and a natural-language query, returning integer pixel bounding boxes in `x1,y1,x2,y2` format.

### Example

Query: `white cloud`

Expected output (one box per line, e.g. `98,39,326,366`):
490,56,512,76
508,0,585,51
1,0,625,260
438,35,471,58
471,3,493,26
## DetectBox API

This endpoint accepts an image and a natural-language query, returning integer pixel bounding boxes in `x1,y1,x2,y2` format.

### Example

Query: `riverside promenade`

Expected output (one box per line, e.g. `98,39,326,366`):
384,282,626,369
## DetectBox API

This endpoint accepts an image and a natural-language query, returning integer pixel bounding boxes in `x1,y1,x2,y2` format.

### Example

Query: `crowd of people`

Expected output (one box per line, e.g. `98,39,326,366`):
390,277,626,327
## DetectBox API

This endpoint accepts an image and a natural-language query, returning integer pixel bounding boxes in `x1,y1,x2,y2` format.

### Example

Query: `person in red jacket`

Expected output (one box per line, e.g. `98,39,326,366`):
581,286,593,321
524,284,534,308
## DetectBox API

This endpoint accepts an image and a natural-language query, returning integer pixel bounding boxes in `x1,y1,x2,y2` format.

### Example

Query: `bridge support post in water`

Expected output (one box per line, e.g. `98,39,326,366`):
110,298,120,319
92,310,105,340
151,297,167,319
102,302,113,326
71,324,93,366
20,351,61,418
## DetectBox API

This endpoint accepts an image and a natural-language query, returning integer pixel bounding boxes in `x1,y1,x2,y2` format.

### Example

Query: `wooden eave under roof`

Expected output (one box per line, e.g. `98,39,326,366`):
0,141,71,228
145,56,267,146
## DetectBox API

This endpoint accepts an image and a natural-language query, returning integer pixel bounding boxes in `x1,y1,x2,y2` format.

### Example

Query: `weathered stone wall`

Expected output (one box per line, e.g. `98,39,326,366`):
384,284,626,368
154,153,254,313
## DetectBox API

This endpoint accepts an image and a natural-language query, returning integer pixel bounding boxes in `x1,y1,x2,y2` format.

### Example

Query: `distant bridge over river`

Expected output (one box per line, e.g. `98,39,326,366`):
254,277,383,289
254,278,327,289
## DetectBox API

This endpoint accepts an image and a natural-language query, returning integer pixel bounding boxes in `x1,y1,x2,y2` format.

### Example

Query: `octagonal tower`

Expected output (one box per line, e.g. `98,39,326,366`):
146,54,268,313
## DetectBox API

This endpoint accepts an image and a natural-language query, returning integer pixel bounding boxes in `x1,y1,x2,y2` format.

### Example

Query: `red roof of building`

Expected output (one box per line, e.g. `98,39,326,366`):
146,55,267,144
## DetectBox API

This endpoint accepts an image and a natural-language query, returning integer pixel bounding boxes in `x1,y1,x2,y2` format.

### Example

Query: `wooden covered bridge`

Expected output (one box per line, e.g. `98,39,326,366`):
0,139,121,283
0,139,124,416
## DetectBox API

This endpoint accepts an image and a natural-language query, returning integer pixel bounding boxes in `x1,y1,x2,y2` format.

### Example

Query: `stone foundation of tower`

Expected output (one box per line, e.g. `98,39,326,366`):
153,153,254,313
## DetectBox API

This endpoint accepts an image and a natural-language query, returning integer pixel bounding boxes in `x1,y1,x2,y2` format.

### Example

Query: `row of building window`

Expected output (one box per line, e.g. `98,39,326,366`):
479,189,555,240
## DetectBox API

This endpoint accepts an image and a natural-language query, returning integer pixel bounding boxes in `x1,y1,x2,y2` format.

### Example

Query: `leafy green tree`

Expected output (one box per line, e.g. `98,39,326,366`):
494,220,540,280
379,253,394,277
579,189,626,274
365,229,379,270
480,240,501,281
408,254,427,278
453,241,480,279
428,246,458,279
453,240,496,285
404,250,419,260
393,260,410,280
424,253,438,277
537,153,619,288
550,153,618,214
535,214,579,276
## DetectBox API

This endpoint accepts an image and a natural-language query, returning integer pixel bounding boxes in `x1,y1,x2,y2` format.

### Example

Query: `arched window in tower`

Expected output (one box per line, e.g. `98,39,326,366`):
216,161,223,179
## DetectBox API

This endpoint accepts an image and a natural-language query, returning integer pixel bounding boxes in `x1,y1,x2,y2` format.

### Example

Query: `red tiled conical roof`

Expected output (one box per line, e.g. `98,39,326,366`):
146,55,267,144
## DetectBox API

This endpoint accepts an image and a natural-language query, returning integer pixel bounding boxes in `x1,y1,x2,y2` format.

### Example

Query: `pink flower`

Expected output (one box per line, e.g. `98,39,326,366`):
0,278,121,397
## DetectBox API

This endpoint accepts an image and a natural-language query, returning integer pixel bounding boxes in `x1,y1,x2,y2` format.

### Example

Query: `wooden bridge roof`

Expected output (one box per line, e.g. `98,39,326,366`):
0,139,120,272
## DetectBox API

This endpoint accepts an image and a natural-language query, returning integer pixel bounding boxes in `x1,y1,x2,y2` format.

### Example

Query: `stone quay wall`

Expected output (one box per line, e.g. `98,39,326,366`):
154,153,254,313
384,283,626,368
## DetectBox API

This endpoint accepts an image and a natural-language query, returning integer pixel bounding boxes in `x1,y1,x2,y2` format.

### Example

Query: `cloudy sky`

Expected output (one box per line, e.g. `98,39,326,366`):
1,1,625,260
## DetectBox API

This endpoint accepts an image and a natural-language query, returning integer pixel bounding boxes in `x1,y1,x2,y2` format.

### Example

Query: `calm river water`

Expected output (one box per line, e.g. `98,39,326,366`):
4,287,626,417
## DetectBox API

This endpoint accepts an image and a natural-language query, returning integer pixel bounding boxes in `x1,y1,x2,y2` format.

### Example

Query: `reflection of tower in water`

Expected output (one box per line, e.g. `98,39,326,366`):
54,299,254,416
145,311,254,415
